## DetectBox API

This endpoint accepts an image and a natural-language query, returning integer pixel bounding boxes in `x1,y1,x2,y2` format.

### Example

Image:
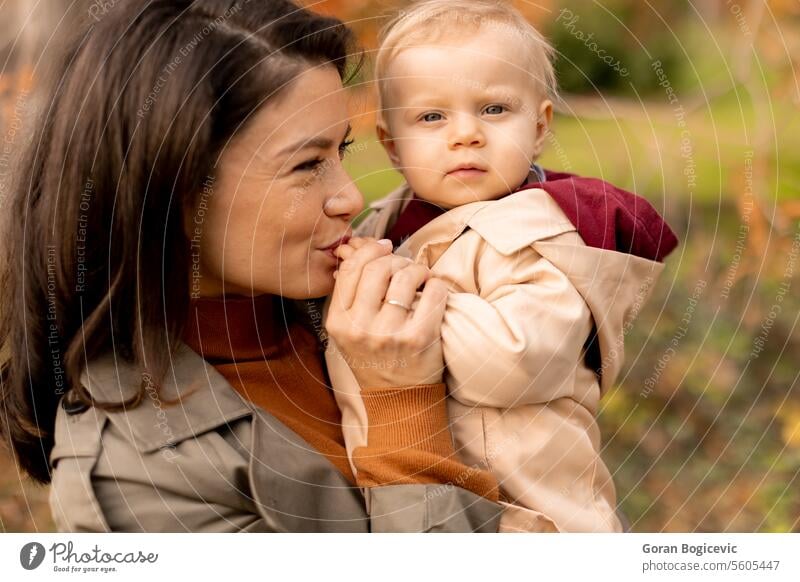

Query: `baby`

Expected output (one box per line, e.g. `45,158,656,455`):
325,0,678,532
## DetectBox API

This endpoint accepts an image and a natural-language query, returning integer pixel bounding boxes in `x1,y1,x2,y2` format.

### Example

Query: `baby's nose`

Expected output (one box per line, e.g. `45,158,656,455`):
448,114,485,148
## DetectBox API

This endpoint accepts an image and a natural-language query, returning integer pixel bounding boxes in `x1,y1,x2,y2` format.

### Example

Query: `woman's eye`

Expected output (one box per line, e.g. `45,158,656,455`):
483,104,506,115
421,112,443,123
293,158,323,172
338,138,354,160
293,138,354,172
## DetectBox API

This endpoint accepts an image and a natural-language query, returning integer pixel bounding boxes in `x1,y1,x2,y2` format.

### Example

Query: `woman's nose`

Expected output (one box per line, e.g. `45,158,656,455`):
448,113,485,149
323,166,364,221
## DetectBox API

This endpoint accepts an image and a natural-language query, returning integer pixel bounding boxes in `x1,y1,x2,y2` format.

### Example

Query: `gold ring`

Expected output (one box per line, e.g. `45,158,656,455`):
384,298,412,311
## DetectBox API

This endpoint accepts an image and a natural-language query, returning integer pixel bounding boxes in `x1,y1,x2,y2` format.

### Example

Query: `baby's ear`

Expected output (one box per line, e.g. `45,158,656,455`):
532,99,554,157
376,121,401,168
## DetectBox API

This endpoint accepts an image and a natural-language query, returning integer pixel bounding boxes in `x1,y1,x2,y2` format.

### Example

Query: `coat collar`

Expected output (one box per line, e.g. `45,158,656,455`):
78,343,253,453
75,344,369,531
400,187,577,263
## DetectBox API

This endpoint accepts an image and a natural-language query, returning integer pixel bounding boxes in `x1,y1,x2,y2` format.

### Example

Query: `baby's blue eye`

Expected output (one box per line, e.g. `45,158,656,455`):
484,105,506,115
421,112,443,123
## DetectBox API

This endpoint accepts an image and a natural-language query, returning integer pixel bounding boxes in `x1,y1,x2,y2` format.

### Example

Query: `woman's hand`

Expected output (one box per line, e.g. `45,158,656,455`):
325,237,448,388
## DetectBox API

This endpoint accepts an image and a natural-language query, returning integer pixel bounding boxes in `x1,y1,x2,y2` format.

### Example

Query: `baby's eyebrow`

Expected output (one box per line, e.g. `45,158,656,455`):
399,85,523,110
477,84,521,99
399,98,450,109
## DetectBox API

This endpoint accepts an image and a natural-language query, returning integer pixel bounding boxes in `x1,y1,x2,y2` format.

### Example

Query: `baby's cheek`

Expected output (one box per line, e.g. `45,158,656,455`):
500,155,533,186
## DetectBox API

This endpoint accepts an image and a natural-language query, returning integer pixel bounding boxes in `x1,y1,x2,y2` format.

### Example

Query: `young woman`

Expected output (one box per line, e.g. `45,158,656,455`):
0,0,500,532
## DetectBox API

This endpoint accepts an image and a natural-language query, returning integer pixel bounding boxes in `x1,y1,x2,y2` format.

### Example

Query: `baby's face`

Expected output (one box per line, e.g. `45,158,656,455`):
379,29,552,209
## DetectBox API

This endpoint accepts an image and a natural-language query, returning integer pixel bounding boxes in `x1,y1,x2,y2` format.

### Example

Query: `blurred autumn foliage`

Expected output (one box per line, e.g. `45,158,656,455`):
1,0,799,532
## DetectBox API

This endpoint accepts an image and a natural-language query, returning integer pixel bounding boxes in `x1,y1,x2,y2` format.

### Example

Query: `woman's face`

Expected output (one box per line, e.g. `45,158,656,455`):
192,66,363,299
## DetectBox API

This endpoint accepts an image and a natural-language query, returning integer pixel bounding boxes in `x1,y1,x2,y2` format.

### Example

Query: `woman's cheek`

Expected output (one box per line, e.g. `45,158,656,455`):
295,251,335,298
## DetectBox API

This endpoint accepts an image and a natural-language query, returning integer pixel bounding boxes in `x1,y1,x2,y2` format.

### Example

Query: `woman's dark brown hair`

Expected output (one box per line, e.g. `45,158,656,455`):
0,0,359,483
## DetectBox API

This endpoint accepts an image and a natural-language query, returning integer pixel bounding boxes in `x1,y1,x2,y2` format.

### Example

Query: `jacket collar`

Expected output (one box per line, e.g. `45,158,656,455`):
369,166,574,264
400,187,576,263
78,343,253,453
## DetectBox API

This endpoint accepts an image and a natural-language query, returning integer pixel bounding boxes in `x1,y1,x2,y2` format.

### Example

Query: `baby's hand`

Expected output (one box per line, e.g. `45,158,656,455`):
333,237,413,280
333,236,382,261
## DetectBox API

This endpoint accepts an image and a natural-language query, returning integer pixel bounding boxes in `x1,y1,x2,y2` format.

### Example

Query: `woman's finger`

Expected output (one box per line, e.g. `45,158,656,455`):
329,240,393,311
349,254,414,317
380,263,430,318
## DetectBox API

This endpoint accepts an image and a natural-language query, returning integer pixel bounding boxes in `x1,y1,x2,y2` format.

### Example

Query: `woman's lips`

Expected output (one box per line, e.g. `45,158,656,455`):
320,235,351,259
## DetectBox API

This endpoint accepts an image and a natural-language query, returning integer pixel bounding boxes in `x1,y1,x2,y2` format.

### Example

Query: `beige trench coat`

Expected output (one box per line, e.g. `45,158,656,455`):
326,183,665,532
48,343,503,532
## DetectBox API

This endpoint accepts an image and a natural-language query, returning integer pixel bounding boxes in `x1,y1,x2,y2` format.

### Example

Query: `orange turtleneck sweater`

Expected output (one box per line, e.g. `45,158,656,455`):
182,294,498,501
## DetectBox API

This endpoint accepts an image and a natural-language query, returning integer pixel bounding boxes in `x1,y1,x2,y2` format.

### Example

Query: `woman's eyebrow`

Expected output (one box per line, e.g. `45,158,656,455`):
277,124,352,157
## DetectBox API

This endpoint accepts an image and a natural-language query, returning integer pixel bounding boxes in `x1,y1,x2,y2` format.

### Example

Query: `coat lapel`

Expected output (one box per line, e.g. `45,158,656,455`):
248,411,368,532
78,343,252,452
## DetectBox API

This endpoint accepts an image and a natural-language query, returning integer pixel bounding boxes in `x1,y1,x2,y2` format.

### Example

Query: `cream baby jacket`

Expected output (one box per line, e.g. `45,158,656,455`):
325,181,670,532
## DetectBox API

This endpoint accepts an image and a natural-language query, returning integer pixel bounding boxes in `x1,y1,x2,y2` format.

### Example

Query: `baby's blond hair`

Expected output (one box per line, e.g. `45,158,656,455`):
374,0,558,117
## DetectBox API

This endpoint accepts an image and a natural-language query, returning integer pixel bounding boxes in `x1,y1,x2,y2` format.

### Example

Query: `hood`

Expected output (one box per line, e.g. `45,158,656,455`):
523,170,679,262
523,171,678,393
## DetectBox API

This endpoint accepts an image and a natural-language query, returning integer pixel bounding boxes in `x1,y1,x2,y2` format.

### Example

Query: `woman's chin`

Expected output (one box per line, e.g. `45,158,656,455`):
314,270,338,297
308,278,335,299
285,271,336,300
